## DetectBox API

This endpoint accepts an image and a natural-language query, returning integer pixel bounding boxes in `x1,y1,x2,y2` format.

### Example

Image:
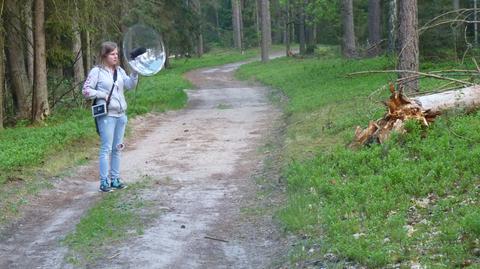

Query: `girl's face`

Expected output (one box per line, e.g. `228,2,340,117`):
105,48,118,67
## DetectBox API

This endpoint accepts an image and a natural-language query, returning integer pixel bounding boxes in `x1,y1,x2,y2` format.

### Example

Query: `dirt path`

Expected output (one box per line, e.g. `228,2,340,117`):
0,55,287,268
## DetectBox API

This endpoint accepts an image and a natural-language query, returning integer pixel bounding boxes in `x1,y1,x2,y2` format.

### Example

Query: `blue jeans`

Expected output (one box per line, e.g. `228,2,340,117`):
97,114,127,182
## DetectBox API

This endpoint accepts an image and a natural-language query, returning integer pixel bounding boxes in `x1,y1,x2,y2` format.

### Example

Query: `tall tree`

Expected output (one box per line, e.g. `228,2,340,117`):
397,0,419,93
72,0,85,93
367,0,381,57
24,0,34,86
32,0,49,122
260,0,270,62
475,0,478,46
284,0,291,56
453,0,459,10
452,0,460,60
304,0,316,54
271,0,283,43
212,1,221,41
298,0,306,54
341,0,357,58
232,0,243,49
85,30,92,71
266,0,272,46
0,9,4,129
387,0,397,55
192,0,204,56
5,0,32,119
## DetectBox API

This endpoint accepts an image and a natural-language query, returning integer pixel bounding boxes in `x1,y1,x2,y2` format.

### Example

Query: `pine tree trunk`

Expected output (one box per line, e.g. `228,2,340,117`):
192,0,203,57
255,0,260,40
367,0,382,57
285,0,291,56
341,0,357,58
197,33,204,57
239,0,244,51
260,0,270,62
164,44,170,69
453,0,460,61
397,0,419,93
72,0,85,93
85,30,92,71
32,0,49,122
266,0,272,47
24,0,34,86
453,0,459,10
271,0,282,44
214,6,221,40
5,0,32,120
298,1,306,55
0,22,4,129
387,0,397,55
475,0,478,46
232,0,242,49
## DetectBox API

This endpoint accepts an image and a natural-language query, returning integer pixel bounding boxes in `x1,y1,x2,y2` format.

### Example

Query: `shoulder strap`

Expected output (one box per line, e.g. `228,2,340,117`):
106,69,117,107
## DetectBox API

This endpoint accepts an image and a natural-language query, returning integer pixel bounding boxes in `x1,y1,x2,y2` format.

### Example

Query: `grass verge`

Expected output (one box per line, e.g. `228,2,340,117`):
63,178,158,266
237,46,480,268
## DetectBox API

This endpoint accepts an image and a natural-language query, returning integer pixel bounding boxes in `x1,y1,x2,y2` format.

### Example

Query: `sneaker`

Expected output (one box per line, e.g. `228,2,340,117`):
111,178,127,190
99,180,114,192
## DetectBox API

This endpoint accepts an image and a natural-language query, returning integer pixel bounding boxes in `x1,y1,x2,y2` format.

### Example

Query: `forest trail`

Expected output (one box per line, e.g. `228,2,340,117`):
0,53,288,268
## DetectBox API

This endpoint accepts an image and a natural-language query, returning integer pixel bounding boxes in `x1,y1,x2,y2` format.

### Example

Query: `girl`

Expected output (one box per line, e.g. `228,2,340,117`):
83,41,138,192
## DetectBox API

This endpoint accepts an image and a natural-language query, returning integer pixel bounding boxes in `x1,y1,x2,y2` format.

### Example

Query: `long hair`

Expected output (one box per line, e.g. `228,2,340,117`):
98,41,119,67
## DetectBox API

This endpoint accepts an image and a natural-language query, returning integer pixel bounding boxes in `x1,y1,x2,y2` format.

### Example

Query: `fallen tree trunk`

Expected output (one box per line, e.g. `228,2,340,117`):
415,85,480,113
352,84,480,146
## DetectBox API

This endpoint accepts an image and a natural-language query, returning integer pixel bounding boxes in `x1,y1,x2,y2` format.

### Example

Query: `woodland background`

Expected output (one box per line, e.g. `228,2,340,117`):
2,1,480,267
0,0,479,129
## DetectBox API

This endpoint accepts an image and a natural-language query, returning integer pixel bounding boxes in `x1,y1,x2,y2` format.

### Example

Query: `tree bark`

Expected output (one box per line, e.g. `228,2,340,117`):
305,0,316,55
271,0,282,44
85,30,92,71
24,0,34,86
0,20,4,129
214,5,221,40
255,0,260,40
5,0,32,119
266,0,272,47
387,0,397,55
414,86,480,113
367,0,382,57
260,0,270,62
197,34,204,57
341,0,357,58
285,0,291,56
397,0,419,93
32,0,49,122
232,0,242,50
72,0,85,93
239,0,244,52
475,0,479,47
298,0,306,55
452,0,460,61
192,0,204,57
164,44,170,69
453,0,459,10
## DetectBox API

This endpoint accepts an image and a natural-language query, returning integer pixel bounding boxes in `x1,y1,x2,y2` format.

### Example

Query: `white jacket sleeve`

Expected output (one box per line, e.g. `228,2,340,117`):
82,67,107,100
120,68,138,90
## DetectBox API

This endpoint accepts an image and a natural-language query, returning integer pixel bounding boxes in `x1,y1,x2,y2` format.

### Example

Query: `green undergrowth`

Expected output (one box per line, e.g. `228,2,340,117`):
63,178,157,266
237,48,480,268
